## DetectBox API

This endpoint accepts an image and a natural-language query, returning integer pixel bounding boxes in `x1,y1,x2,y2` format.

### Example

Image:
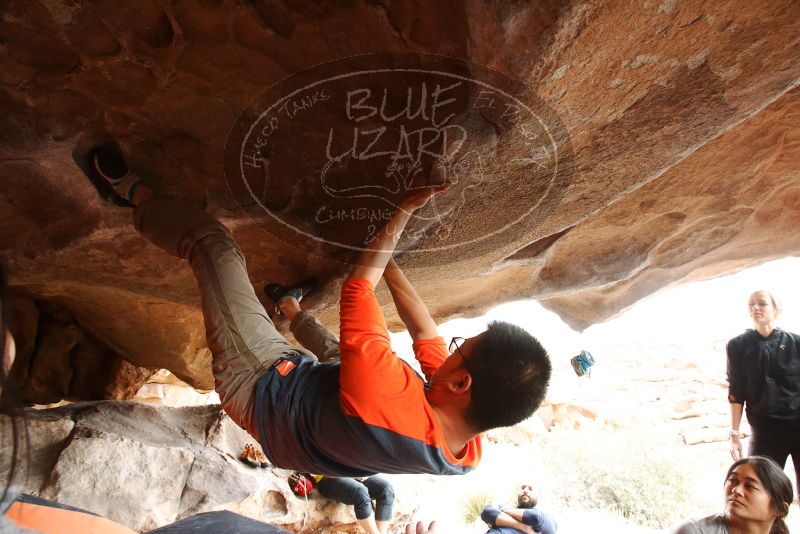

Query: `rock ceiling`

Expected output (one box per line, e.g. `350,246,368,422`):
1,0,798,397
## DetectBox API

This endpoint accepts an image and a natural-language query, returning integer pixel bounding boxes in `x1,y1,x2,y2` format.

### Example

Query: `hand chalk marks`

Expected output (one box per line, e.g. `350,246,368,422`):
224,54,572,266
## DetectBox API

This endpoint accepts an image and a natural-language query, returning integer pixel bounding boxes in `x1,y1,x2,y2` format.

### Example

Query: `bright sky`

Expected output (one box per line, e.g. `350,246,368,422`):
390,256,800,374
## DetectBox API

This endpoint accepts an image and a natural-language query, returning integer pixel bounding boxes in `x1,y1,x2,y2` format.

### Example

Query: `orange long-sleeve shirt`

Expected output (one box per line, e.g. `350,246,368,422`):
254,277,481,476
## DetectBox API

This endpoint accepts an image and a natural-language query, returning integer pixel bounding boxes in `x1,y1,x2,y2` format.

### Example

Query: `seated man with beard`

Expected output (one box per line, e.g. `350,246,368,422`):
480,483,557,534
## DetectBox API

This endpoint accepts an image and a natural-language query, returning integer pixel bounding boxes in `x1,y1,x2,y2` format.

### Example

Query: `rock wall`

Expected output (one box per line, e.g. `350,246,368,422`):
539,86,800,329
0,1,798,397
8,289,155,404
0,401,417,532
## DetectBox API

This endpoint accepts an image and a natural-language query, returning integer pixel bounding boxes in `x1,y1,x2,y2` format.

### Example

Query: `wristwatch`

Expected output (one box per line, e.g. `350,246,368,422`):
729,429,740,438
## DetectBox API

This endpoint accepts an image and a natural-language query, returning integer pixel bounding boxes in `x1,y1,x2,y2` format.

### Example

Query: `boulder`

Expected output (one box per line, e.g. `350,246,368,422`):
0,413,75,491
40,426,195,531
4,401,413,531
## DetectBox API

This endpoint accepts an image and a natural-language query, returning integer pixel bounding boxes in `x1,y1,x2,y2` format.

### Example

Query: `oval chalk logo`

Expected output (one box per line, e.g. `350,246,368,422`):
224,54,572,266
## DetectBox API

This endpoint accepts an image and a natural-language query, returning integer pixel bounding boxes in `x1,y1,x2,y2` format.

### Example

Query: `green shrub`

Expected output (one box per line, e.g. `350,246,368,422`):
542,423,695,528
460,490,495,525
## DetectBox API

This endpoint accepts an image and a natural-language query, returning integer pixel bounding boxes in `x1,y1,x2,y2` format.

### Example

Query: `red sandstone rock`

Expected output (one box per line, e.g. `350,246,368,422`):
0,1,798,399
64,10,122,57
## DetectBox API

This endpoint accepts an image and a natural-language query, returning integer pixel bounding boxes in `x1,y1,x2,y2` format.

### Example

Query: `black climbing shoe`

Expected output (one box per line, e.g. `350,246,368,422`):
84,145,134,207
263,278,317,314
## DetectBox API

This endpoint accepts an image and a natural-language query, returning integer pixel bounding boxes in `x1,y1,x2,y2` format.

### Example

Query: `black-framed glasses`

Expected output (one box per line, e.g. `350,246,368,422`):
449,336,467,362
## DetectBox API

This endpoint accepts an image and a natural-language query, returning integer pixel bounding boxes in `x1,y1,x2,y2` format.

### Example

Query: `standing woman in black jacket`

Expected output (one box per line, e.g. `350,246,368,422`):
727,290,800,494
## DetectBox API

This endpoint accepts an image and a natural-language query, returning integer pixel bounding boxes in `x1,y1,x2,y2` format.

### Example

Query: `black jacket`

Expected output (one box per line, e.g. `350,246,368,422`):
727,328,800,430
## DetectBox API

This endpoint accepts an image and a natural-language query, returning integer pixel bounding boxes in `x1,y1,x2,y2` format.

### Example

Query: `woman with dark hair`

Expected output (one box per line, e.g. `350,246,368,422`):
673,456,793,534
727,291,800,494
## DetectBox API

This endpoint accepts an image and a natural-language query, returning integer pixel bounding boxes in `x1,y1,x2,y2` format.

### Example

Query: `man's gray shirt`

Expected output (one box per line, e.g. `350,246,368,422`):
673,514,729,534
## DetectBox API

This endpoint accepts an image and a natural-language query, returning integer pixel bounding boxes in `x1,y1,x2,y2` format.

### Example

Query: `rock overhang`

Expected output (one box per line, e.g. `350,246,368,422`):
1,0,798,399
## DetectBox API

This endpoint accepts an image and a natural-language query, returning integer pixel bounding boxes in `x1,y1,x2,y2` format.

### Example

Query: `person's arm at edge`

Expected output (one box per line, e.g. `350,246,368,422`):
729,402,744,460
350,184,450,287
726,339,745,461
383,258,438,341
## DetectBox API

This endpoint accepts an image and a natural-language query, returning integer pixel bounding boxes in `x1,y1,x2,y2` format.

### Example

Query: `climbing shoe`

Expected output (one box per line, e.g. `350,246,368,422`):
263,278,317,315
90,146,144,205
254,448,270,469
239,444,261,468
288,472,314,497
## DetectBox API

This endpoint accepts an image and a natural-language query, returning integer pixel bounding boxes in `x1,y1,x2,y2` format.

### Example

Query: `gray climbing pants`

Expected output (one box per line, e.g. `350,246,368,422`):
133,198,339,437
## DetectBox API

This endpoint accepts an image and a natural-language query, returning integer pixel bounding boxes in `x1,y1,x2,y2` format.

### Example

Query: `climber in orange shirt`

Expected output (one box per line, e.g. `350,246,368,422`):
91,147,552,476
